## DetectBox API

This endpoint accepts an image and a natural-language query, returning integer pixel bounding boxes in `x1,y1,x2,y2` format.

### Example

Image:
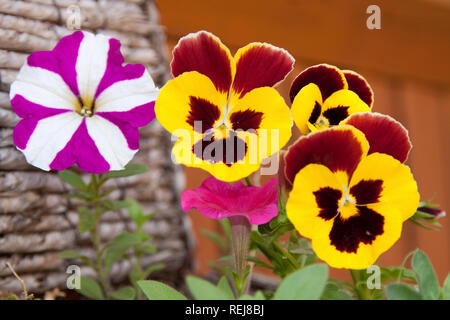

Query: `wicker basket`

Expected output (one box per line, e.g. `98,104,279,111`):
0,0,192,294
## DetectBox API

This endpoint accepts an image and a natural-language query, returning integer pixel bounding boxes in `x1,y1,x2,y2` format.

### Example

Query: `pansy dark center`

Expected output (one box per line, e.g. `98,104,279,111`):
308,102,350,128
313,179,385,253
186,95,264,165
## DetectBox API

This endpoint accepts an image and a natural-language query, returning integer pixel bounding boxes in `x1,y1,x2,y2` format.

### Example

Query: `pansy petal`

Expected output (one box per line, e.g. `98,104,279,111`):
171,31,235,93
10,64,79,110
228,87,293,158
231,42,294,99
284,126,369,185
17,112,83,171
350,152,420,221
312,209,403,269
290,83,323,134
343,112,412,163
155,71,224,135
343,70,374,109
84,116,138,171
181,177,278,225
289,64,347,103
322,89,370,125
286,163,343,239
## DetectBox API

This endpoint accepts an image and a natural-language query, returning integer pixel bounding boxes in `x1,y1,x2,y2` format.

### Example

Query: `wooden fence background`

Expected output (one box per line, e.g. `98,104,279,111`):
157,0,450,283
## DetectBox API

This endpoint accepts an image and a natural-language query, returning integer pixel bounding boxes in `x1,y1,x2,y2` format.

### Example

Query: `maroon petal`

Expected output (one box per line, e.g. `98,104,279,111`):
284,126,369,184
171,31,234,93
289,64,347,103
343,70,374,108
344,112,412,163
232,43,294,98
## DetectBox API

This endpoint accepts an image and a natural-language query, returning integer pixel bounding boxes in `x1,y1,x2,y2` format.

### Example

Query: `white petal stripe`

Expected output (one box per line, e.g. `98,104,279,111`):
10,64,78,110
76,32,110,107
85,116,137,170
94,70,158,112
21,112,83,171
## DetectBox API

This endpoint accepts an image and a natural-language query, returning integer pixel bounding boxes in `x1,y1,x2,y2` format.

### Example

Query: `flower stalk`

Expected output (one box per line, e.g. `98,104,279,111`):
229,216,251,296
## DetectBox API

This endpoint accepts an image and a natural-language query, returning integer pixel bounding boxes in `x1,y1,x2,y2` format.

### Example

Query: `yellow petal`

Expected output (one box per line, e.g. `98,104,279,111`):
227,87,293,160
286,163,342,239
155,71,227,136
291,83,323,134
350,152,420,221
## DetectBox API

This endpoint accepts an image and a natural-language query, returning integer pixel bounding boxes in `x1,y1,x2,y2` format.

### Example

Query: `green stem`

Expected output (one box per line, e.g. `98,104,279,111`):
397,250,416,283
273,241,301,270
350,269,362,300
229,216,251,297
89,174,110,299
245,176,252,186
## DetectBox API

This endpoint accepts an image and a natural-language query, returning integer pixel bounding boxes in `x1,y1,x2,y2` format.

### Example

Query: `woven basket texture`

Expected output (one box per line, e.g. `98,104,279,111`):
0,0,192,294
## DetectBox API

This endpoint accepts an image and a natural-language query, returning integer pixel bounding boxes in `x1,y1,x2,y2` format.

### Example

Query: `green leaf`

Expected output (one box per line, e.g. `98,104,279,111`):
253,291,266,300
142,263,166,279
65,192,95,201
217,276,235,299
412,250,440,300
77,207,94,233
239,291,266,300
57,250,84,259
186,276,231,300
110,286,136,300
58,170,87,191
273,264,329,300
137,244,156,255
380,266,416,283
321,283,353,300
106,163,148,178
442,274,450,300
76,277,104,300
137,280,187,300
247,256,274,270
386,283,422,300
124,198,144,226
104,232,141,272
202,230,226,251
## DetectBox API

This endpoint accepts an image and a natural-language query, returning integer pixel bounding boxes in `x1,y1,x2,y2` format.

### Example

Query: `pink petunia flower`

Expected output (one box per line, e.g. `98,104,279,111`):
10,31,158,173
181,177,278,225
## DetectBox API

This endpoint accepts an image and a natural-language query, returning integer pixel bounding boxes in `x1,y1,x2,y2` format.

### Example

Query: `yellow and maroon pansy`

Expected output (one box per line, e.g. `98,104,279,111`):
284,124,419,269
156,31,294,182
289,64,373,135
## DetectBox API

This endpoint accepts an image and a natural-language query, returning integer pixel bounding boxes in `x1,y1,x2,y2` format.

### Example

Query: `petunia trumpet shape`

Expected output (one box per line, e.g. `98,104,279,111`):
180,177,278,225
289,64,373,134
284,119,419,269
10,31,158,173
155,31,294,182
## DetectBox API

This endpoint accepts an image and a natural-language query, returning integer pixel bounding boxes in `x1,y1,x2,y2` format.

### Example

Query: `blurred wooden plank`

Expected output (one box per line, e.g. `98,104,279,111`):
157,0,450,87
401,82,450,282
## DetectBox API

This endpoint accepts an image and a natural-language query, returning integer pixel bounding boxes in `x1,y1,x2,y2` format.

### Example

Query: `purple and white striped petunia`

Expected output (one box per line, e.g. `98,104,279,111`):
10,31,158,173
